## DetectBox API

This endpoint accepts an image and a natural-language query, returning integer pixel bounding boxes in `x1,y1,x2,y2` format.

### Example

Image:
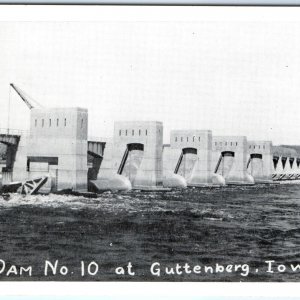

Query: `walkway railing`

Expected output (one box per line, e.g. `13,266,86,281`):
0,128,29,136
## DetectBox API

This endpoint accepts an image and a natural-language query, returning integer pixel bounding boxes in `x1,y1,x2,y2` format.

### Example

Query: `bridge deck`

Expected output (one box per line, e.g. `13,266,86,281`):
88,140,106,158
0,128,27,146
0,134,20,145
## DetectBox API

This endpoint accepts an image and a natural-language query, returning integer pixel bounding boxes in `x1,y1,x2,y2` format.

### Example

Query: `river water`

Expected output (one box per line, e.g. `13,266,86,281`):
0,183,300,281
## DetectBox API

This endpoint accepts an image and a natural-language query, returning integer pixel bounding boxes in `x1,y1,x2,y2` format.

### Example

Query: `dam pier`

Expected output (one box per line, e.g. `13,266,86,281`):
1,86,300,192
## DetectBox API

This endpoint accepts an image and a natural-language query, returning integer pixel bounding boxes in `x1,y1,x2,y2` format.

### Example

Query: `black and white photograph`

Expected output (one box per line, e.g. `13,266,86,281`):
0,5,300,282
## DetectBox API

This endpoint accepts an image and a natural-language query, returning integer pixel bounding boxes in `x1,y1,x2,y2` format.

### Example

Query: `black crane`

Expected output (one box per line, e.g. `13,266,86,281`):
10,83,42,110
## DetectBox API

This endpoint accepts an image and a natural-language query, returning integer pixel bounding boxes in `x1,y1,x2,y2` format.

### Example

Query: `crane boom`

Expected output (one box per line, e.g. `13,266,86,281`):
10,83,34,109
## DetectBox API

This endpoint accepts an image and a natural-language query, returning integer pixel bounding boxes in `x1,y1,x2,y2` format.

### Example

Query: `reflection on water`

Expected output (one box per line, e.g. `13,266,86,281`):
0,184,300,281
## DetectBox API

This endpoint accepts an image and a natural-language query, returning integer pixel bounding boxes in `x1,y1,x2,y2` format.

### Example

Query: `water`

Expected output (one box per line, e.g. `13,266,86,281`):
0,184,300,281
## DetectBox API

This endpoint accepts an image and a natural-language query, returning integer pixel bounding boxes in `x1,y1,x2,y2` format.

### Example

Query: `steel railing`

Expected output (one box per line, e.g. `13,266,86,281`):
0,128,29,136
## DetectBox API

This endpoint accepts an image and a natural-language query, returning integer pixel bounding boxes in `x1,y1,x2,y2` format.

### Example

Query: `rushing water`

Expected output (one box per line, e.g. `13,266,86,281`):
0,184,300,281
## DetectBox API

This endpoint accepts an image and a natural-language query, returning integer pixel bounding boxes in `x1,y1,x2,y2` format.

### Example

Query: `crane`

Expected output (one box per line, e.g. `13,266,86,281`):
9,83,43,110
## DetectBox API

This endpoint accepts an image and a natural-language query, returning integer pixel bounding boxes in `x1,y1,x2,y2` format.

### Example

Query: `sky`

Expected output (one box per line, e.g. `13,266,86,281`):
1,12,300,144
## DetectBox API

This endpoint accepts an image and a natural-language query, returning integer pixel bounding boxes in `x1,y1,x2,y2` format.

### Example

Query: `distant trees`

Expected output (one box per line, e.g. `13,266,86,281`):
273,146,299,158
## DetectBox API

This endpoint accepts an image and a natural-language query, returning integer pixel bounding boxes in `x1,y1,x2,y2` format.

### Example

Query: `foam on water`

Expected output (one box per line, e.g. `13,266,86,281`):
0,184,300,281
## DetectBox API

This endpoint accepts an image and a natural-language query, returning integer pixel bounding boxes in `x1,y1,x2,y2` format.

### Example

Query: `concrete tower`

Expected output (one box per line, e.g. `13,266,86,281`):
25,107,88,191
212,136,254,185
163,130,215,187
247,141,273,183
95,121,163,190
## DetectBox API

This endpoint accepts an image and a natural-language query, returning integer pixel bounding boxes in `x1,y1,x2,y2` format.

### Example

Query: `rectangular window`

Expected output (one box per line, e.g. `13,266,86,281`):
181,137,183,142
145,130,147,136
42,119,44,127
64,118,67,127
81,119,83,128
132,130,134,136
125,130,128,136
175,137,177,142
225,142,227,146
57,118,59,126
119,130,121,136
215,142,217,146
249,145,251,149
198,137,200,142
187,137,188,142
263,145,265,149
139,129,141,136
49,119,51,127
193,137,195,142
230,142,233,146
236,142,238,146
35,119,37,127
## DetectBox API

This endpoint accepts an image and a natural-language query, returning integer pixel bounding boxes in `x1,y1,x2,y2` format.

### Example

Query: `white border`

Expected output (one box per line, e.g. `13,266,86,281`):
1,5,300,297
1,282,300,297
0,5,300,22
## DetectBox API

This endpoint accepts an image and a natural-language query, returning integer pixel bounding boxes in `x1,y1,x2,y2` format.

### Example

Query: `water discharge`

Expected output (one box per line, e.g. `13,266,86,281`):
0,184,300,281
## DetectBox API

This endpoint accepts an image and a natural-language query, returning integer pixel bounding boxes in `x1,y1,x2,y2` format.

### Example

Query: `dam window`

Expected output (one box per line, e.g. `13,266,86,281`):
181,137,183,142
64,118,67,127
146,129,148,136
81,119,83,128
125,130,128,136
57,118,59,126
139,129,141,136
198,137,200,142
254,146,256,149
230,142,233,146
187,137,188,142
42,119,44,127
193,136,195,142
236,142,238,146
259,145,261,149
49,119,51,127
132,130,134,136
225,142,227,146
35,119,37,127
263,145,265,149
119,130,121,136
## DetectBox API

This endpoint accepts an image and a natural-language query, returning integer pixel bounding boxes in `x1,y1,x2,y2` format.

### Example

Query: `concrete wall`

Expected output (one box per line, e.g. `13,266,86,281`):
25,107,88,191
271,146,300,180
285,157,300,179
163,130,213,186
272,155,300,180
12,133,29,182
272,156,283,179
247,141,273,183
96,121,163,190
212,136,254,185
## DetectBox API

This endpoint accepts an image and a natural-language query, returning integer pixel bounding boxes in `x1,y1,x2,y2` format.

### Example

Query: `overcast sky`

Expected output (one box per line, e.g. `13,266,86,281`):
1,11,300,144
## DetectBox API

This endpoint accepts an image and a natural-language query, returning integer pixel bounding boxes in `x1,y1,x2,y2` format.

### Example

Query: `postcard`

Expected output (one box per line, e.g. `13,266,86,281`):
0,4,299,285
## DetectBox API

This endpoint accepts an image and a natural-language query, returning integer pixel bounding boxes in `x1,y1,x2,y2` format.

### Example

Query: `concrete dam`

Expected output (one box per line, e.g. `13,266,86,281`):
1,106,300,193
